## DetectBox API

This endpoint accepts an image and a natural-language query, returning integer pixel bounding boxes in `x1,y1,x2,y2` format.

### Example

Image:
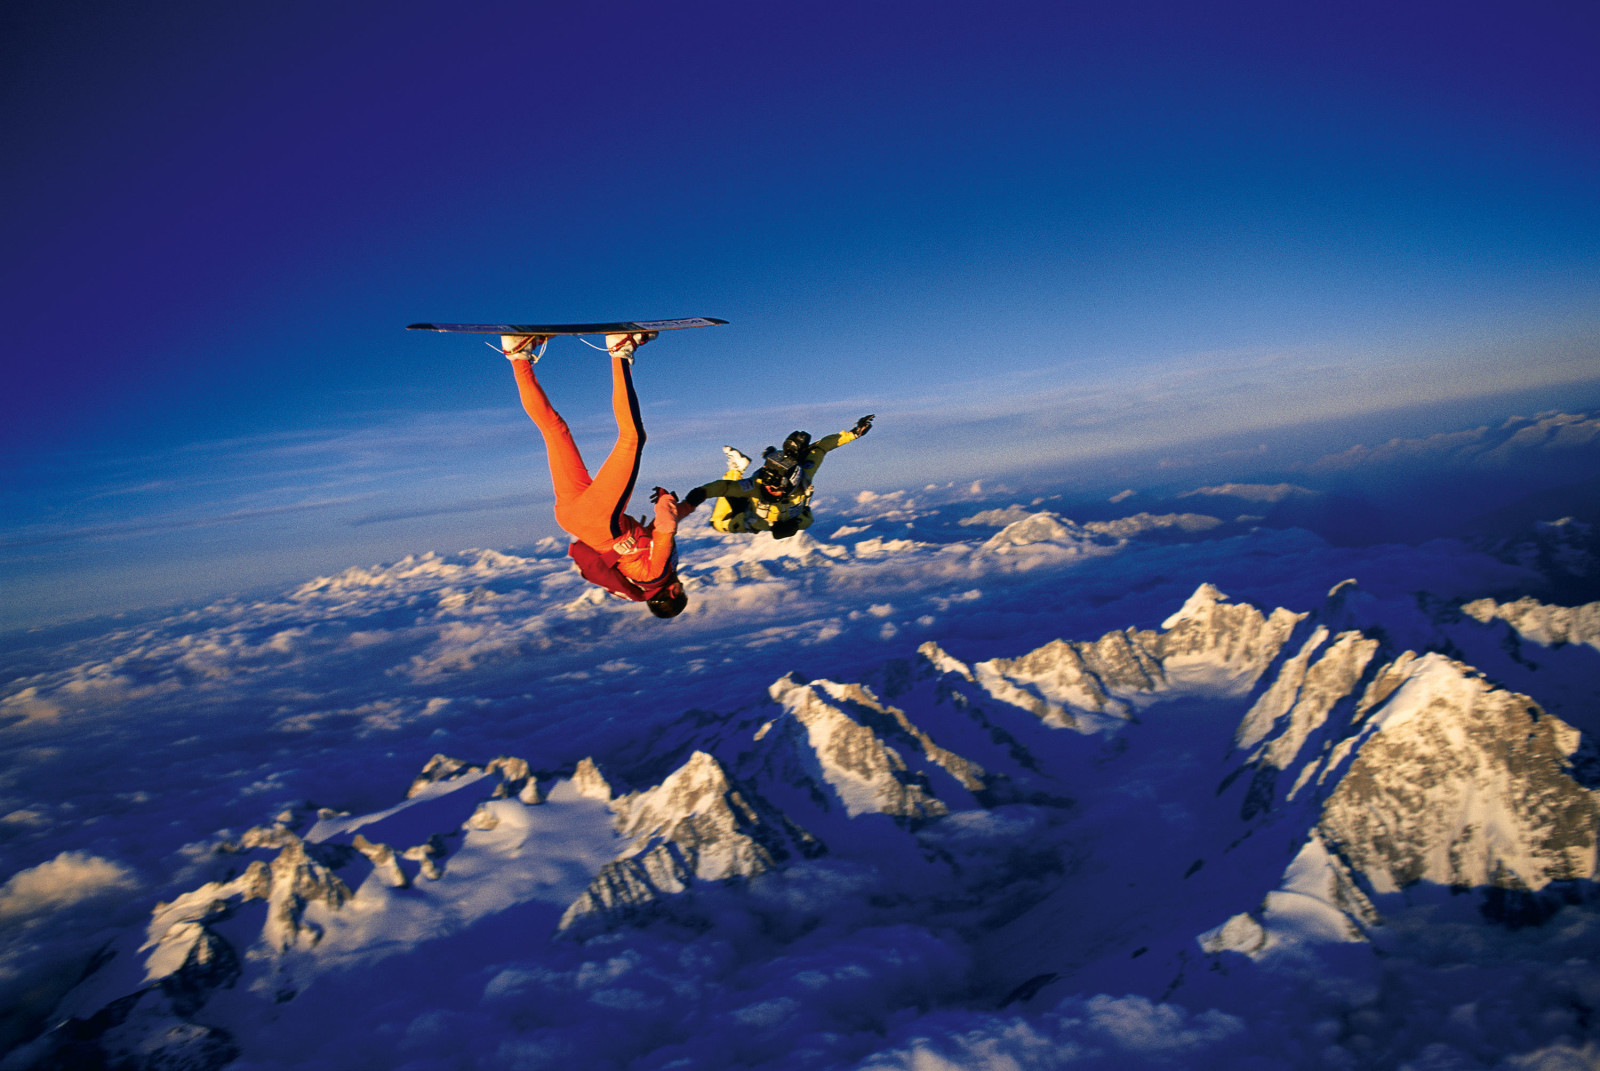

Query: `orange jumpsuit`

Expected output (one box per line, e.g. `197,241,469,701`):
513,357,679,596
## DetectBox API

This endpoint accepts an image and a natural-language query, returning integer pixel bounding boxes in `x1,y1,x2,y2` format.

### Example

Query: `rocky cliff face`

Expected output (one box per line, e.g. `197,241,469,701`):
1191,584,1598,962
1315,653,1596,894
761,674,965,822
1225,616,1385,820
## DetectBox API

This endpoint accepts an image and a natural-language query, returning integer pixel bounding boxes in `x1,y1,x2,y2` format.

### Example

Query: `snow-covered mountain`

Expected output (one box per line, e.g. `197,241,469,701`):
22,580,1596,1070
1463,594,1600,653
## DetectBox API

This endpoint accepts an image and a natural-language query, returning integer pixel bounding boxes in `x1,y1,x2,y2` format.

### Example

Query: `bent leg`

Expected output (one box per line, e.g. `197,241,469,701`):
556,356,645,546
513,360,592,508
710,500,739,532
709,461,745,533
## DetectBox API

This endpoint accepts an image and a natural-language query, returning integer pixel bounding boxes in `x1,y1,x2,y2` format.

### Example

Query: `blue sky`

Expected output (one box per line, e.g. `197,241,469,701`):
3,0,1598,628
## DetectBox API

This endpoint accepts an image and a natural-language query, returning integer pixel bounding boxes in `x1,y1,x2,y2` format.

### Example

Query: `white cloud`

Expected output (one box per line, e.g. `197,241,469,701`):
960,506,1038,527
733,996,800,1028
0,851,138,922
856,995,1246,1070
1179,483,1315,502
1306,411,1600,476
0,687,62,724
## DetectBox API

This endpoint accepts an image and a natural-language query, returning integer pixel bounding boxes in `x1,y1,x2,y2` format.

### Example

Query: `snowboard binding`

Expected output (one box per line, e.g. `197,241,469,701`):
496,334,550,362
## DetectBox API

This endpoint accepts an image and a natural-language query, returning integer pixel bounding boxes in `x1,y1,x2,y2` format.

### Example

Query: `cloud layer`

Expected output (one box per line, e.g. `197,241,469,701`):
3,418,1597,1064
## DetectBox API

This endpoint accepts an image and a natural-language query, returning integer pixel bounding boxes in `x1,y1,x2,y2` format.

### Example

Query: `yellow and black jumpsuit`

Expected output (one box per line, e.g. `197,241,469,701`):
695,427,865,536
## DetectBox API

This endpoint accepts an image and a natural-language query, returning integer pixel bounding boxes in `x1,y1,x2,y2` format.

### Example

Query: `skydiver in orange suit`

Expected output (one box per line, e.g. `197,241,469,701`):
502,331,689,618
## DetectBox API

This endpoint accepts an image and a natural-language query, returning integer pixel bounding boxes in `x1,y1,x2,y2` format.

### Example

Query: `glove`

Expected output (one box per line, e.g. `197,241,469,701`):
676,486,707,520
852,414,875,437
651,488,680,535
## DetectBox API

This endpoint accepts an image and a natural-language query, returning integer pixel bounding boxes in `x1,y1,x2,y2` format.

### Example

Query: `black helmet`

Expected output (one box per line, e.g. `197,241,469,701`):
782,430,812,458
647,579,687,619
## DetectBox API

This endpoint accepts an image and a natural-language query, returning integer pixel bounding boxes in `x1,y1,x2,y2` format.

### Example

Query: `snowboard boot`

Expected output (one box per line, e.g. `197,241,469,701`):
500,334,547,362
722,446,751,478
606,331,658,363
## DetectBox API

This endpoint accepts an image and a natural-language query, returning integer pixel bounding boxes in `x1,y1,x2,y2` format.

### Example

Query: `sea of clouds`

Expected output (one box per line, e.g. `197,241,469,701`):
2,410,1597,1067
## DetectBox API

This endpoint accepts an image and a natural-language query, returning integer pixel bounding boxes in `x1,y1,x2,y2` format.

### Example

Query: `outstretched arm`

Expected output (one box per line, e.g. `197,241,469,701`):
683,477,759,508
804,414,875,476
644,488,681,578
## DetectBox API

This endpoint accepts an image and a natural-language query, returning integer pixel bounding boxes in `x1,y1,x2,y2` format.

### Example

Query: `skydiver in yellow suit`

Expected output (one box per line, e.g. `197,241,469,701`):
680,416,874,539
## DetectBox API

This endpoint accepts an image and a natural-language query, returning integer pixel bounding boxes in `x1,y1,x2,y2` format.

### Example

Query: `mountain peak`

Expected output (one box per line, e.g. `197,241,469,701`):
559,749,820,933
1462,595,1600,652
1318,652,1596,894
767,674,952,822
571,757,613,801
981,512,1082,551
917,640,974,682
1160,582,1233,629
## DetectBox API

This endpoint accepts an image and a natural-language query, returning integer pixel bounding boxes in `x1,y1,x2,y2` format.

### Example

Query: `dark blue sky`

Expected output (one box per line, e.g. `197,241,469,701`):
3,0,1598,626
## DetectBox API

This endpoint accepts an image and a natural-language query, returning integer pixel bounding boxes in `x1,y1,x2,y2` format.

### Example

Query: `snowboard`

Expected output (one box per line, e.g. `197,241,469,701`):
406,317,727,336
